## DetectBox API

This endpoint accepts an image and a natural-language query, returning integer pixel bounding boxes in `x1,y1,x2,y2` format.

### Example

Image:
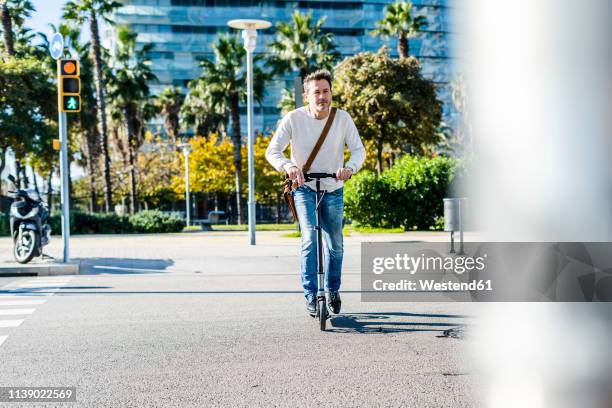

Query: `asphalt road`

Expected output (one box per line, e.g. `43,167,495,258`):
0,231,478,407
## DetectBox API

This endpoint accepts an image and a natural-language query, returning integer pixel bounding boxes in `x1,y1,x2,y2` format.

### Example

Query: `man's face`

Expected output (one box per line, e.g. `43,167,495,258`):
305,79,332,114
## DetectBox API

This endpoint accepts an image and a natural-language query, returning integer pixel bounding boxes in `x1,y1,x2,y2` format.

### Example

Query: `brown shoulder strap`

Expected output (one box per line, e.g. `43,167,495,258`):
302,107,337,173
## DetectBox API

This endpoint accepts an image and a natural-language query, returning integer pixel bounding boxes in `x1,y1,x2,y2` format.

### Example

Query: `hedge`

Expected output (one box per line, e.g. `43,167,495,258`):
344,156,460,230
0,210,184,236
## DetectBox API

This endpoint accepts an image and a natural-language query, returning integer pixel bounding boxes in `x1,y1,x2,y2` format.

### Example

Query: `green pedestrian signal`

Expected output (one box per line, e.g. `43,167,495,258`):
63,95,81,112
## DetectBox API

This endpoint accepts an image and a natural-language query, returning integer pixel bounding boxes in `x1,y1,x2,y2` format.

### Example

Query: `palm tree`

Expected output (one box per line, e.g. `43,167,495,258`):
63,0,121,212
194,35,266,224
107,27,156,214
155,87,184,144
0,0,34,192
267,11,339,110
1,0,34,56
267,10,339,79
371,1,428,59
277,88,296,116
181,79,227,137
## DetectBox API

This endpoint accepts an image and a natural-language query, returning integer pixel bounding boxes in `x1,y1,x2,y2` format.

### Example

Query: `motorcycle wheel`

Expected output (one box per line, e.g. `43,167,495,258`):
14,230,40,264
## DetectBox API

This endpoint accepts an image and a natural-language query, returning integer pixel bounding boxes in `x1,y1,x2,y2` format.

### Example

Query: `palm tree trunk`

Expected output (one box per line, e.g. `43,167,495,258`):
47,170,53,213
88,170,96,212
275,192,281,224
90,11,112,212
67,150,74,209
83,94,100,213
125,104,137,215
86,130,98,213
1,2,15,56
229,92,242,225
398,33,408,59
15,158,22,188
0,146,7,197
376,137,384,176
31,164,39,196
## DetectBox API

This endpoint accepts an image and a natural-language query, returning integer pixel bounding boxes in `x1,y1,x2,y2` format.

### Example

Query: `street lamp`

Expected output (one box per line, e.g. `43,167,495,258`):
178,143,192,227
228,19,271,246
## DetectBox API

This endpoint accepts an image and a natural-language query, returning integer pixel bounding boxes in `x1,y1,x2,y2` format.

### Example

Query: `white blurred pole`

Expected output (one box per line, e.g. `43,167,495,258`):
179,144,191,227
461,0,612,242
243,28,257,246
228,19,270,245
458,1,612,407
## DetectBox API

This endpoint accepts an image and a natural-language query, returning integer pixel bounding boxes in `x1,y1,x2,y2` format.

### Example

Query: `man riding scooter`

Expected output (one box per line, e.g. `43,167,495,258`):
266,69,366,317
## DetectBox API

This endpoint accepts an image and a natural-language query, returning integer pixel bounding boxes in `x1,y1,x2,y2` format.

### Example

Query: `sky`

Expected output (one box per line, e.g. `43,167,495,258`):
27,0,91,45
28,0,65,39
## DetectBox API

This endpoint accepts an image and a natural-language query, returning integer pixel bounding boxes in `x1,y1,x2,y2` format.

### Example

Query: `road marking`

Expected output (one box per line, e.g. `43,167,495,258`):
0,309,35,315
0,300,46,306
18,282,70,288
0,277,75,349
26,280,72,284
93,265,165,273
0,320,23,328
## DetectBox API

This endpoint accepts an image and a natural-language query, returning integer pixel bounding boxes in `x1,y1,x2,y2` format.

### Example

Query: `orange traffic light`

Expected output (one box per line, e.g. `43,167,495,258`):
64,62,76,74
59,59,80,76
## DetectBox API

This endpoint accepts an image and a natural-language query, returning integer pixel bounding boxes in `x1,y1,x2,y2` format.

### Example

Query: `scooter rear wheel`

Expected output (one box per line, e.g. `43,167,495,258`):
318,299,327,331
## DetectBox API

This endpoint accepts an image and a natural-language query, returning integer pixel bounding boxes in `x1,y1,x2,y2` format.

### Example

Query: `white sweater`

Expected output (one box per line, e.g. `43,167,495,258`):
265,106,366,192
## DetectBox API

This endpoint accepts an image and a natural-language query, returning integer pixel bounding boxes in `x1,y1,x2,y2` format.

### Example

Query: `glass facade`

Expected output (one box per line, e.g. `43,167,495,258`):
110,0,455,135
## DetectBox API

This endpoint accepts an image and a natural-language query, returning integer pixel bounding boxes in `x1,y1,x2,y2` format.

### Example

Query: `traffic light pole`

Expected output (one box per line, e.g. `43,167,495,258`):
58,109,71,262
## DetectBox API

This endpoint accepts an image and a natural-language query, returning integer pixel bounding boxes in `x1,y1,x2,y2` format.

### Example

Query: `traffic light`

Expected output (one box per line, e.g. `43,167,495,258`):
58,59,81,113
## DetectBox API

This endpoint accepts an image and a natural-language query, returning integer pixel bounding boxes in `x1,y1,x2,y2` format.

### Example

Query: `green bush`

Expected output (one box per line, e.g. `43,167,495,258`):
344,156,459,230
49,212,133,235
0,213,9,236
129,210,184,233
0,210,184,236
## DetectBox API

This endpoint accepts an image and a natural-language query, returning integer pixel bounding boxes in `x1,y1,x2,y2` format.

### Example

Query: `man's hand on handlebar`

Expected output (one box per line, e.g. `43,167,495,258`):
287,166,305,186
335,167,353,181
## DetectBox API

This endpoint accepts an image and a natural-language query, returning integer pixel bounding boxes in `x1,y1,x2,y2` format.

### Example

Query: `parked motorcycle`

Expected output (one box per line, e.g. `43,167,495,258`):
7,175,51,263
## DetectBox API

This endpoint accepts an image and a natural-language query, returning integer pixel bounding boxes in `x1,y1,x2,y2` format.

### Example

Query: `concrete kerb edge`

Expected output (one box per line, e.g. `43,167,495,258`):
0,261,81,276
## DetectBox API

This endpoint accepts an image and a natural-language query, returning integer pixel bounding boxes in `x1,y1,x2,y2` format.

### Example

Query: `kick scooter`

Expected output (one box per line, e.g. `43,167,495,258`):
303,172,337,331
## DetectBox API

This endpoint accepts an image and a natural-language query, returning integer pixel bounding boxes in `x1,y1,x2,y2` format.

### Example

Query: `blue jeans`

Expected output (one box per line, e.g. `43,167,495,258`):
293,185,344,301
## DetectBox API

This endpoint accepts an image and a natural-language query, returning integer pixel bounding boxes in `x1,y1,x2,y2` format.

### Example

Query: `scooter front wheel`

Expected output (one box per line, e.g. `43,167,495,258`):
14,230,39,264
318,299,327,331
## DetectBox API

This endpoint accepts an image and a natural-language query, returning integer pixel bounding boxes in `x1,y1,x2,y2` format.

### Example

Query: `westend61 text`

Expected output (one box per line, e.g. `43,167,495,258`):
372,279,493,292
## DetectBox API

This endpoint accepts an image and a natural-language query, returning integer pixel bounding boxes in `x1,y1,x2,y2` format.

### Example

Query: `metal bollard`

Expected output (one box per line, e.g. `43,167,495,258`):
443,198,467,255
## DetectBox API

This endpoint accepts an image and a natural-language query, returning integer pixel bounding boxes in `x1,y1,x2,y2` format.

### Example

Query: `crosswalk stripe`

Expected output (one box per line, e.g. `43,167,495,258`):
0,336,7,346
25,279,72,283
0,309,35,315
0,300,46,306
0,320,24,328
26,280,70,285
0,293,50,297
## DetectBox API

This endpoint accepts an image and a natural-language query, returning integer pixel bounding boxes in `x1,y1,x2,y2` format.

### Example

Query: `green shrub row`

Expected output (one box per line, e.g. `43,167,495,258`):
0,210,184,236
344,156,460,230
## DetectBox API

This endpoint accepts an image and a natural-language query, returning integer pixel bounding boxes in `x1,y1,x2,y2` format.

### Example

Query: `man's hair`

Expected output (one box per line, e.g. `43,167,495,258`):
303,69,333,93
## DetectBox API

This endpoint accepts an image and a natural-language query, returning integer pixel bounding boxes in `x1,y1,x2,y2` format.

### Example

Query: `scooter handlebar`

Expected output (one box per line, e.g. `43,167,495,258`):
304,172,336,180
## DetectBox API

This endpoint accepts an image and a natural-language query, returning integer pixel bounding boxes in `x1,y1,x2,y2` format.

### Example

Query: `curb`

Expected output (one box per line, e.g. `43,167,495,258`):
0,261,81,276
